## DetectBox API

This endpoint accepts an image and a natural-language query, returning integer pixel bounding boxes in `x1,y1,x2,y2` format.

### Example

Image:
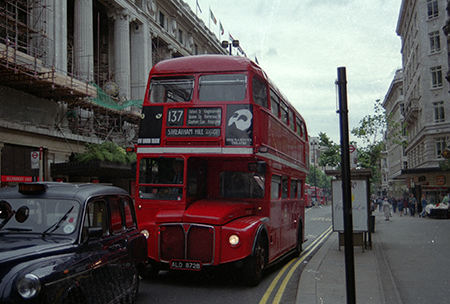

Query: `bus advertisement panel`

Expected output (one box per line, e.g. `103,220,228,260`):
135,55,309,286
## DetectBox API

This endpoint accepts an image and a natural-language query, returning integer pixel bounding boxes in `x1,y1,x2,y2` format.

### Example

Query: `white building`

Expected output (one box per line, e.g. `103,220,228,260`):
382,69,407,197
0,0,228,189
392,0,450,200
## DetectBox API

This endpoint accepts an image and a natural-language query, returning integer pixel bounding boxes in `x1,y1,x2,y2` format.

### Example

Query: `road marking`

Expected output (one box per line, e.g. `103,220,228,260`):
259,226,333,304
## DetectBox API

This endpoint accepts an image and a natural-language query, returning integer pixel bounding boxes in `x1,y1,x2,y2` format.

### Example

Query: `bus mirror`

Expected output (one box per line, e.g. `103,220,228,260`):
257,162,266,174
248,162,266,173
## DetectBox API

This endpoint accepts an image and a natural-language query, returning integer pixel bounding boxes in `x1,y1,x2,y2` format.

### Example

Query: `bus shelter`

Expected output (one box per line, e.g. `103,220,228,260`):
326,169,373,250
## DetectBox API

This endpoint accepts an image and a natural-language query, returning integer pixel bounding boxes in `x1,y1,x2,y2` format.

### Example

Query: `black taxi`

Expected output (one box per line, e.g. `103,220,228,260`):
0,182,148,303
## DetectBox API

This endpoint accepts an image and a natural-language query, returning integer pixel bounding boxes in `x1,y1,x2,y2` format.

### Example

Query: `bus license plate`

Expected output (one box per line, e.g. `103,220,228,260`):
170,260,202,271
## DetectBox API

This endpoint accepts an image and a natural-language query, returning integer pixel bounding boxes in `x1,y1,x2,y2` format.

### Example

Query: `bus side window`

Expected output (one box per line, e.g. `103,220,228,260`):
299,180,304,199
289,109,295,132
270,90,280,118
252,77,268,108
271,175,281,199
280,101,288,125
290,179,297,199
296,117,303,138
282,176,288,199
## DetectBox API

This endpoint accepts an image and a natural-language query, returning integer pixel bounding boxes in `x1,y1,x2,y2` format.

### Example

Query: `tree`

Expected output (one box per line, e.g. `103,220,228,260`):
73,141,136,164
350,99,387,184
317,132,341,168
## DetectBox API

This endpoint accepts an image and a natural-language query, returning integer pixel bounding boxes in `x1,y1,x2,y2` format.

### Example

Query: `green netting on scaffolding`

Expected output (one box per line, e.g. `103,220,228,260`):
88,82,143,110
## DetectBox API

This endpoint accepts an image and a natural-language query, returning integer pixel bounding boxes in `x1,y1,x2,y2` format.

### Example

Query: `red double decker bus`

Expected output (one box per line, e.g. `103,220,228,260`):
135,55,309,286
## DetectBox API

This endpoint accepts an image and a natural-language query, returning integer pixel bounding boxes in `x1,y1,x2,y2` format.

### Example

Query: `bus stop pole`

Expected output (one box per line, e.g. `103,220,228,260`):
337,67,356,304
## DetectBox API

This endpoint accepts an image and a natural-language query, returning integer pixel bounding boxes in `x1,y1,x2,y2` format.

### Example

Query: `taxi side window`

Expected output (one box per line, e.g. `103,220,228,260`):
110,197,123,233
123,198,136,229
83,200,107,241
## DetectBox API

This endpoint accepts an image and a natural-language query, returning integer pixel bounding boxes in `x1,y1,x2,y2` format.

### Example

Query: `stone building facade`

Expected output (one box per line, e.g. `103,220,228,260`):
389,0,450,202
0,0,227,188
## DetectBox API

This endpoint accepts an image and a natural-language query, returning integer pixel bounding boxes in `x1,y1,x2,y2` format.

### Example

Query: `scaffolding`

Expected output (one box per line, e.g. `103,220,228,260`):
0,0,141,146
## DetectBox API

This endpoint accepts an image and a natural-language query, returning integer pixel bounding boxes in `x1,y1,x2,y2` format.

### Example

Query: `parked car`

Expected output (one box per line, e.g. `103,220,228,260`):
0,182,148,304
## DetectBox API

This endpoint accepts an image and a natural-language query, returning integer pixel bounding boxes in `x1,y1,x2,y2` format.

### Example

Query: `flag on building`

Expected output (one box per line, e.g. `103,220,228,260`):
210,8,217,25
196,0,202,13
219,21,224,35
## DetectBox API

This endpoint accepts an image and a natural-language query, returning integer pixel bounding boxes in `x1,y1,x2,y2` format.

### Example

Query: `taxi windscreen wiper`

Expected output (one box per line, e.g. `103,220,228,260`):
42,206,74,237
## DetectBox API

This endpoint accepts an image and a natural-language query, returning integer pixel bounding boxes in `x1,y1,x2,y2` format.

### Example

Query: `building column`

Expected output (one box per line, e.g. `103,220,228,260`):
111,9,131,101
130,21,151,100
74,0,94,82
52,0,68,74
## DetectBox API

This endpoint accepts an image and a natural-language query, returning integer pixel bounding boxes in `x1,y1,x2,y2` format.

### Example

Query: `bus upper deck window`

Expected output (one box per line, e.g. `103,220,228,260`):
149,77,194,103
199,74,247,102
252,77,267,108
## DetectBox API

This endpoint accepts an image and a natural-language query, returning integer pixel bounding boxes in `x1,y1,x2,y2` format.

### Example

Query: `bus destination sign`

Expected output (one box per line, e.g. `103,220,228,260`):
166,128,220,137
186,108,221,126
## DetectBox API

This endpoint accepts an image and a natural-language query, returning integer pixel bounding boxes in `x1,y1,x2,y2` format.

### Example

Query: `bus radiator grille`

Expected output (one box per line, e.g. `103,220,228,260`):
159,224,214,264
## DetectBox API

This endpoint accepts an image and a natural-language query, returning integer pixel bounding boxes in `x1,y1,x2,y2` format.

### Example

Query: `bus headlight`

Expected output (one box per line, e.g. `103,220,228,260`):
228,234,240,246
17,274,41,299
141,229,149,239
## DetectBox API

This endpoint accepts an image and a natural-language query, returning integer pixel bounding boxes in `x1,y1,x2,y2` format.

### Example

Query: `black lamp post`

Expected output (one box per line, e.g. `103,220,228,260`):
221,39,240,55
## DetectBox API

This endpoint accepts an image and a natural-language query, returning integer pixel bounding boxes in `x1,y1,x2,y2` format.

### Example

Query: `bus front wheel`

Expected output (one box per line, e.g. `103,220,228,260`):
242,236,267,286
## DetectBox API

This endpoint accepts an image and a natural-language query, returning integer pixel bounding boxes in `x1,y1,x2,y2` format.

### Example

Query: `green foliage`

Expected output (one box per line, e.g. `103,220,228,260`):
439,159,450,171
73,141,136,164
317,132,341,168
351,99,386,146
306,165,332,195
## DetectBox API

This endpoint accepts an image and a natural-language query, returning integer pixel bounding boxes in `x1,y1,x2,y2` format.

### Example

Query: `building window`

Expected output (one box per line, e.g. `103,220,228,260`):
429,31,440,53
436,137,446,158
178,29,183,44
427,0,439,19
433,101,445,123
159,11,165,28
431,66,443,88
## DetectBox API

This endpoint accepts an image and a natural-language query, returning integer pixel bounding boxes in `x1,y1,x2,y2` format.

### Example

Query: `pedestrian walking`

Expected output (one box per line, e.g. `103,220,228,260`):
441,193,449,205
409,193,417,217
377,197,383,212
403,197,408,215
419,194,428,218
392,197,397,213
383,198,391,221
397,197,403,216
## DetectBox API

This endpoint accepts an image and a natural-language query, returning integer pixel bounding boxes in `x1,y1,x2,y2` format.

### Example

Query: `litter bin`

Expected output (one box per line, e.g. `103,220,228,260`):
370,215,375,233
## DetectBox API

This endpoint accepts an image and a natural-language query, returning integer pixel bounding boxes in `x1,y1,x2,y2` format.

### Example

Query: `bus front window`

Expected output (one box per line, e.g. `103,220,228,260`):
220,171,265,199
150,77,194,103
138,158,184,200
199,74,247,101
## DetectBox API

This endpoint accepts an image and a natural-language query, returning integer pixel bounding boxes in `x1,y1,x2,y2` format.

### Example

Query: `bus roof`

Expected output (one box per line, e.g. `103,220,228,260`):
148,55,305,124
150,55,264,76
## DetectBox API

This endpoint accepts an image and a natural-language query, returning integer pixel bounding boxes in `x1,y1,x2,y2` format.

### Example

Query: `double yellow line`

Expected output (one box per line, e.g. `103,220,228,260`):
259,226,333,304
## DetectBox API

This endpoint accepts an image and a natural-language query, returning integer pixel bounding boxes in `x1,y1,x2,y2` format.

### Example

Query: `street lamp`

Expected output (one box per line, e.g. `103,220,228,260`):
221,39,240,55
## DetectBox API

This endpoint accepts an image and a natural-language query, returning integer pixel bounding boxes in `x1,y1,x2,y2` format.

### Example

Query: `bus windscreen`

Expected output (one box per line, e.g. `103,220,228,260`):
199,74,247,102
150,77,194,103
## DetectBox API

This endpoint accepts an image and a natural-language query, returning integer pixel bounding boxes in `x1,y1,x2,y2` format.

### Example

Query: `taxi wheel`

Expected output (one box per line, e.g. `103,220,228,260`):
125,268,140,304
242,236,266,286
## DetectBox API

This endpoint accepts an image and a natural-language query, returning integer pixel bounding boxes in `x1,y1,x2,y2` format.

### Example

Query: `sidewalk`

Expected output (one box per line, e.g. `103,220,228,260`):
297,210,399,304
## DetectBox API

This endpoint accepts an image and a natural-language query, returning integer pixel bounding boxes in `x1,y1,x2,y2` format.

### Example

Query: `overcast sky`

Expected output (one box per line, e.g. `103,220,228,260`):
183,0,403,145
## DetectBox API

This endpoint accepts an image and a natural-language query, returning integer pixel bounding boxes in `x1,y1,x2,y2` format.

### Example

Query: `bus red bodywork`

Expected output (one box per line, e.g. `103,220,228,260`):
135,55,309,286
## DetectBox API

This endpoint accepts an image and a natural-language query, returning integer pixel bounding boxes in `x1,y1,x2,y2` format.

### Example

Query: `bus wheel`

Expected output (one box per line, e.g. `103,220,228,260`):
294,225,303,257
142,263,160,280
242,236,266,286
